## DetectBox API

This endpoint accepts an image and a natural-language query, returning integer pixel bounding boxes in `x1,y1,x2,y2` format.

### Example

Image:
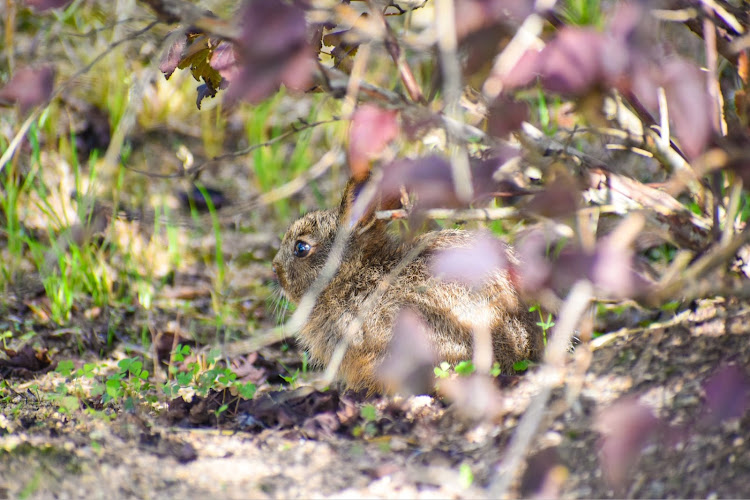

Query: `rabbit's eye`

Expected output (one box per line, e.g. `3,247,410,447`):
293,240,311,258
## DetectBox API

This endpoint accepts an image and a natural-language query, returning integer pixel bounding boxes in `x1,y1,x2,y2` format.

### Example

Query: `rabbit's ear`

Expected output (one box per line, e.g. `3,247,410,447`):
338,176,401,230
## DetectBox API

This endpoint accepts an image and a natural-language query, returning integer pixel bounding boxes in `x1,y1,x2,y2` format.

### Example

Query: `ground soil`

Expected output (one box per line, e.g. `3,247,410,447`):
1,297,749,499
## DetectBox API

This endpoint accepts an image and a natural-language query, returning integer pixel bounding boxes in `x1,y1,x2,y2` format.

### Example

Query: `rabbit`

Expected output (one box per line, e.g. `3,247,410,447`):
272,177,544,393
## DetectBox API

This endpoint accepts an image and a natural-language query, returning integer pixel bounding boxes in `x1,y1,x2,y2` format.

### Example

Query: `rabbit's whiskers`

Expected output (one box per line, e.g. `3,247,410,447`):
268,284,291,325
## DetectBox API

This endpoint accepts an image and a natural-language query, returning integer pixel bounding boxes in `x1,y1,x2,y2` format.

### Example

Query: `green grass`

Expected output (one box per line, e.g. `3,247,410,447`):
559,0,606,28
246,91,331,218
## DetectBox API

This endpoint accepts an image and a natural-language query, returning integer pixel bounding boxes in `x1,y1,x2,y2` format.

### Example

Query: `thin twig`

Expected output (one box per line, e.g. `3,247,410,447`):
701,0,744,35
221,327,288,358
124,118,341,179
490,280,594,497
647,223,750,305
375,207,519,221
657,87,670,150
62,17,153,38
138,0,239,38
369,1,426,104
721,175,743,244
703,11,728,135
435,0,473,203
482,0,556,100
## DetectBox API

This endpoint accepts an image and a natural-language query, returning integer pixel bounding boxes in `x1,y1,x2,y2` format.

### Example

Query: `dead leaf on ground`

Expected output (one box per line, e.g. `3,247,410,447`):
0,345,57,378
0,66,55,115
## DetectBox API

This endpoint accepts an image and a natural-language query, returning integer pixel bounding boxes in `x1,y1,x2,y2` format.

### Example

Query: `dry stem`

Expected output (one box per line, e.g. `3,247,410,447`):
490,280,594,497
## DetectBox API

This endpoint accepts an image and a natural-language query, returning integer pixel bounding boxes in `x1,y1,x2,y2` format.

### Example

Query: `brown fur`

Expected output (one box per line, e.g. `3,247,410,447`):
272,181,544,393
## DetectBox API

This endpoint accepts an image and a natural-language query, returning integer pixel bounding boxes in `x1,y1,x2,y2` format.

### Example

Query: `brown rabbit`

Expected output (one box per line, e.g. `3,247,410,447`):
272,178,543,393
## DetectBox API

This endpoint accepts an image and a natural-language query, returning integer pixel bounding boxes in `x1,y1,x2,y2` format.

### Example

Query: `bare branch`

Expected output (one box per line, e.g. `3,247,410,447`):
369,1,426,104
435,0,473,203
490,280,594,497
375,207,519,221
647,223,750,305
124,118,342,179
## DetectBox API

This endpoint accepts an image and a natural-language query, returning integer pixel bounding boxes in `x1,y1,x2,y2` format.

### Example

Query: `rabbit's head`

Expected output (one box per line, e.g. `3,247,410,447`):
272,209,339,303
273,177,399,303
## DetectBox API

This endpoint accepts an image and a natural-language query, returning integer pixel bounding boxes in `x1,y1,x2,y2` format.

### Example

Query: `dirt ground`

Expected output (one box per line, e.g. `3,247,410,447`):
1,298,749,499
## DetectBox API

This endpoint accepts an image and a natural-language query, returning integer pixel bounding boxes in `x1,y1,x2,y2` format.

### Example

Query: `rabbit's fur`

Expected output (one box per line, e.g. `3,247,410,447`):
272,179,543,392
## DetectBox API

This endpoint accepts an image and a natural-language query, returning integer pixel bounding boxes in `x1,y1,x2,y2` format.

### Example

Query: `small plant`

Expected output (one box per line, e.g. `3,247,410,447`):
513,359,531,372
459,463,474,489
103,357,152,410
0,330,13,349
163,344,256,402
278,352,308,387
352,404,378,438
530,304,556,344
52,355,157,413
454,360,476,376
434,360,481,378
434,361,452,379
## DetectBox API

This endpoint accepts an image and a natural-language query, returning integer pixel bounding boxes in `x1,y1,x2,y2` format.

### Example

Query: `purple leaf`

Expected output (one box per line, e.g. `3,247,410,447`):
520,447,564,498
487,96,529,138
159,33,186,79
537,28,608,94
523,175,580,218
454,0,531,40
662,60,713,159
501,49,543,90
210,42,239,82
226,0,314,103
438,375,506,420
515,231,551,293
348,105,399,181
596,397,660,488
24,0,72,12
379,150,521,210
516,230,647,299
0,66,55,115
702,365,750,424
378,309,438,395
380,155,456,208
430,233,509,289
506,27,631,96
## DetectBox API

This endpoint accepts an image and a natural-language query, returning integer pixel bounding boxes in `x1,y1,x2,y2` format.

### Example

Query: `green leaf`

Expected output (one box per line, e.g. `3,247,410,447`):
58,395,79,414
128,361,143,376
105,379,123,399
513,359,530,372
454,360,476,376
459,463,474,488
162,383,179,399
360,404,377,422
56,359,75,377
238,382,256,400
82,363,96,378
